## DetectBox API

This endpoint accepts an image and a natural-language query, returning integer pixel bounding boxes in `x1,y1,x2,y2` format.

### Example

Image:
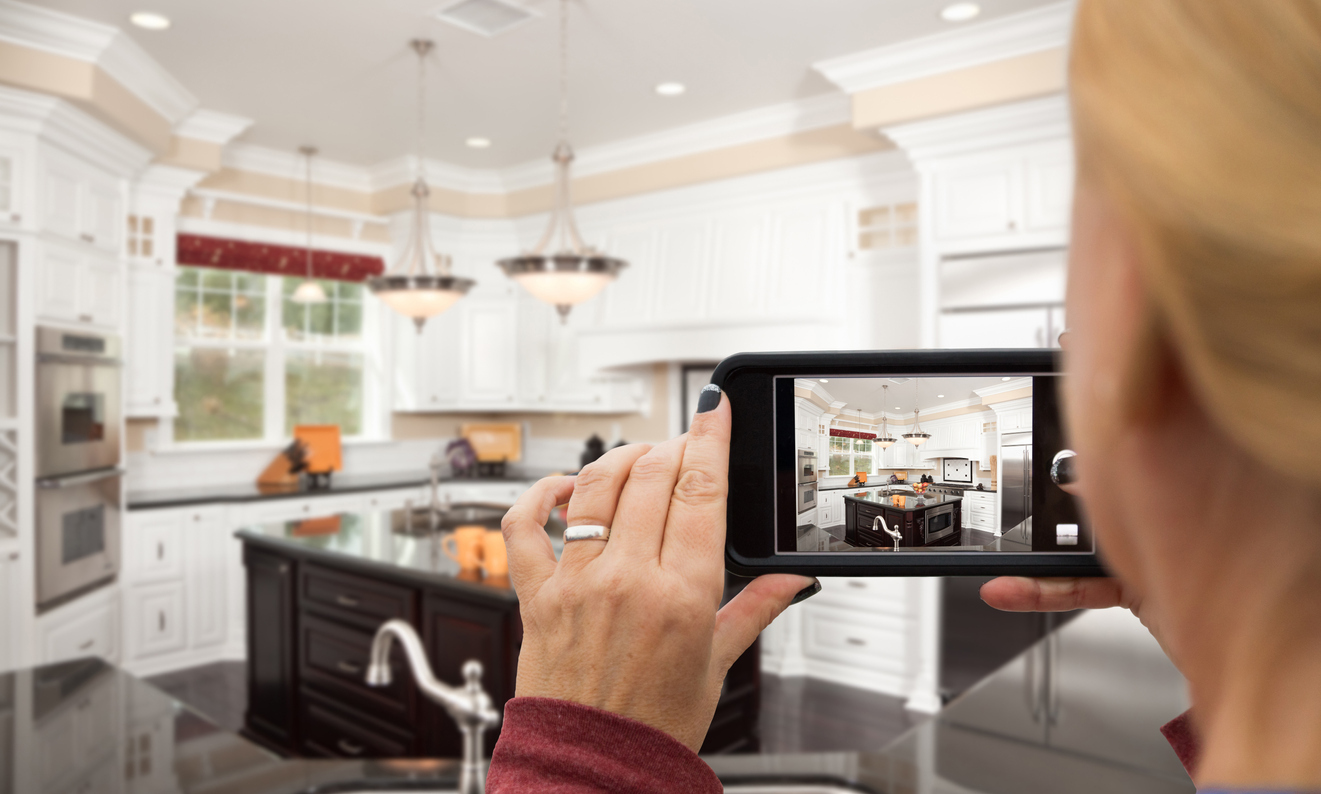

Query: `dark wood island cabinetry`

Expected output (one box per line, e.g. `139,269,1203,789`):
843,491,963,548
239,507,759,760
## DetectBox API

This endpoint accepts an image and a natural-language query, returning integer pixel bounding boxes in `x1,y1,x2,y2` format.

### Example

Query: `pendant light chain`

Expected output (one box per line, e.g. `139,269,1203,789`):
558,0,569,146
416,39,428,181
304,147,314,279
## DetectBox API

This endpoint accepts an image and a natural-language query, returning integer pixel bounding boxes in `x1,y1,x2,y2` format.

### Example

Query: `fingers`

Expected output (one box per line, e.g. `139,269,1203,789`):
660,386,731,580
607,435,686,562
502,476,576,598
711,574,816,673
980,576,1129,612
560,443,653,571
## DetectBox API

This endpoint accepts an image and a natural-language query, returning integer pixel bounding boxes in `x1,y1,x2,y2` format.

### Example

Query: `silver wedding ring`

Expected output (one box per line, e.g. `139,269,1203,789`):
564,524,611,542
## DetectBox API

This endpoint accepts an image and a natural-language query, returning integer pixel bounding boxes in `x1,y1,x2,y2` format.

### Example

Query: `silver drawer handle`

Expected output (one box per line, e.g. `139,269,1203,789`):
846,637,866,647
335,595,359,608
336,660,362,675
847,581,866,589
337,739,364,756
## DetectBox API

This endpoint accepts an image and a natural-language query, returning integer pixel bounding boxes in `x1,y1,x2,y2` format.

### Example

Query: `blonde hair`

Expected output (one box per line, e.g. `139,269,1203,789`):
1071,0,1321,482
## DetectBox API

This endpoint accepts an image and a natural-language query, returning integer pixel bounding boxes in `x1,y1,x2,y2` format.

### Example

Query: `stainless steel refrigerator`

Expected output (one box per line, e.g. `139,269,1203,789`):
1001,431,1032,540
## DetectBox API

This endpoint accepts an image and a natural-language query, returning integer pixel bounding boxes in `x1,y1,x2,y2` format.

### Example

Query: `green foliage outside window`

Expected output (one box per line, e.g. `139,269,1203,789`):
173,347,264,441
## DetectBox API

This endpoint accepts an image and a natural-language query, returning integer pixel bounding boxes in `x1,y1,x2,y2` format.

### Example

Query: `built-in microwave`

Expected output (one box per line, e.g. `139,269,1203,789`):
35,467,121,610
36,328,122,479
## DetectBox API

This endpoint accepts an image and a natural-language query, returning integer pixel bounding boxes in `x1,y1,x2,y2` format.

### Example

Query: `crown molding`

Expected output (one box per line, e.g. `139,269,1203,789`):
368,155,508,195
973,378,1034,399
221,143,374,193
133,164,207,203
176,215,390,256
0,84,152,174
882,94,1070,163
0,0,198,123
813,1,1075,95
174,109,252,145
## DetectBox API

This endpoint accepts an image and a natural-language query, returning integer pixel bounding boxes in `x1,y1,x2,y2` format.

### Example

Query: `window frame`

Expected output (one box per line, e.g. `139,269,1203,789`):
828,435,876,478
164,267,387,449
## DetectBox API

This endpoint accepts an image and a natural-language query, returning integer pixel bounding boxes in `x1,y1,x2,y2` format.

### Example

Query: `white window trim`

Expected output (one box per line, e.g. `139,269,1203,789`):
828,435,876,478
161,269,389,449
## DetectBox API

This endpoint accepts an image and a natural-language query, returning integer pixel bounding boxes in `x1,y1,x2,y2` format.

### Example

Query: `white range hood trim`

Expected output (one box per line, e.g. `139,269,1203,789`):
920,448,981,461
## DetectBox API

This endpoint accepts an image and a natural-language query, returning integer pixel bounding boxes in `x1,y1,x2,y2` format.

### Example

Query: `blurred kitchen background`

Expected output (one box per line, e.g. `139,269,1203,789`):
0,0,1194,791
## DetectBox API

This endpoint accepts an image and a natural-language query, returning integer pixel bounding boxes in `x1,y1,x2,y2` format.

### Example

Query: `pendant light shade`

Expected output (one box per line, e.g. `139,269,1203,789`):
292,146,328,304
876,384,897,449
497,1,626,322
367,40,473,332
903,380,931,448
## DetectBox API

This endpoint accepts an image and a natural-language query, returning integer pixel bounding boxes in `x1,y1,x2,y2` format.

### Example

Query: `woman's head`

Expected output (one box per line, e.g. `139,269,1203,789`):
1064,1,1321,597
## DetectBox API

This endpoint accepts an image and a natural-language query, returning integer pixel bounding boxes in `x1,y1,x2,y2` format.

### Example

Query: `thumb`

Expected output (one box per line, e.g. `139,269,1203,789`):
711,574,818,673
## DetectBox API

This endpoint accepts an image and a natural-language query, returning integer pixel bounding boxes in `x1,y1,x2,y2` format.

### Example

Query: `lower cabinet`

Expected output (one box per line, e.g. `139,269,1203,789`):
244,546,298,751
35,585,120,665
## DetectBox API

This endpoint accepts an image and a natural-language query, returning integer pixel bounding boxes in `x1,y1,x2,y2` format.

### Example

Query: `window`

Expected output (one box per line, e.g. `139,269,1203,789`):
828,436,875,477
172,266,375,443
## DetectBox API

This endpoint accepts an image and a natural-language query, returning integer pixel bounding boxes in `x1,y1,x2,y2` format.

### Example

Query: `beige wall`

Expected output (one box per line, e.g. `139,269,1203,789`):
852,48,1067,129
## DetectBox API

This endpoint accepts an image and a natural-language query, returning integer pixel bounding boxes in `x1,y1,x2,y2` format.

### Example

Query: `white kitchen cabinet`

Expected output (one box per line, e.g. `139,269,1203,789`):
929,139,1073,252
460,299,518,405
125,264,177,417
240,493,364,524
0,550,20,672
39,149,124,253
124,512,186,583
963,490,998,533
187,509,227,650
0,145,29,227
37,241,122,329
999,405,1033,433
125,581,187,659
362,487,427,512
37,586,119,665
939,305,1065,350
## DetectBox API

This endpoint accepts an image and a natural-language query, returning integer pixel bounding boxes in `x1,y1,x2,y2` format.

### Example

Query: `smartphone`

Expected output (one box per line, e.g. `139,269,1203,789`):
715,350,1104,577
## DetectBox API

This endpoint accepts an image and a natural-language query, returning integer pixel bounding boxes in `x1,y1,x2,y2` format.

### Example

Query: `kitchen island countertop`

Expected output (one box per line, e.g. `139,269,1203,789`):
841,491,963,510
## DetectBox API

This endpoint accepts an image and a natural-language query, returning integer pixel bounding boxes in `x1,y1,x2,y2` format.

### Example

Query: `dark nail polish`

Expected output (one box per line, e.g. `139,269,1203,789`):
695,383,721,414
789,579,821,606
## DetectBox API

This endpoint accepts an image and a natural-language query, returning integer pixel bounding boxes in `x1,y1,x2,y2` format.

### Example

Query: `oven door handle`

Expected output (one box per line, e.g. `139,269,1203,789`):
37,468,126,489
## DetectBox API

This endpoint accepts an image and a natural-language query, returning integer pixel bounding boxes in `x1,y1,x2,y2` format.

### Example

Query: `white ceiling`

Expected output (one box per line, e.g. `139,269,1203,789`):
809,376,1021,417
34,0,1055,168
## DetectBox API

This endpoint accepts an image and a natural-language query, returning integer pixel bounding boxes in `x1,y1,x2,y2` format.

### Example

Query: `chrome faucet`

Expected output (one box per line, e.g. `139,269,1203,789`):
367,620,502,794
873,515,902,550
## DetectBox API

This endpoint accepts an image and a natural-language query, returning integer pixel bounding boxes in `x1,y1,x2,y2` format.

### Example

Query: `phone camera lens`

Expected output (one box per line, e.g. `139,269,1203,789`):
1050,450,1078,486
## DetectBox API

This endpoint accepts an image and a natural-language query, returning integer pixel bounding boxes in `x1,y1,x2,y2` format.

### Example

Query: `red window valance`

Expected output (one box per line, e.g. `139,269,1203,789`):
830,429,876,440
177,234,385,283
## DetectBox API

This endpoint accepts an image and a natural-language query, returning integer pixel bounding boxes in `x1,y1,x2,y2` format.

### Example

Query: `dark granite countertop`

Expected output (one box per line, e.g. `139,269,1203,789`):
235,506,560,603
841,491,964,510
0,609,1192,793
819,483,916,492
128,470,553,511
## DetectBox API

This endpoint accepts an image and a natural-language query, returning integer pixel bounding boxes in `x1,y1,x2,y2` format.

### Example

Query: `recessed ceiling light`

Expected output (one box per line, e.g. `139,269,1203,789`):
655,82,686,97
937,395,945,398
819,379,829,383
129,11,170,29
1002,377,1012,382
895,406,901,410
940,2,981,22
465,137,491,149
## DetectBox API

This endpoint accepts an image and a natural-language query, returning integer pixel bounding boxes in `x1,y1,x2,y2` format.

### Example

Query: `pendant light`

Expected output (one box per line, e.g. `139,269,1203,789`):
497,0,626,323
903,380,931,448
290,145,327,304
876,385,896,449
367,39,474,333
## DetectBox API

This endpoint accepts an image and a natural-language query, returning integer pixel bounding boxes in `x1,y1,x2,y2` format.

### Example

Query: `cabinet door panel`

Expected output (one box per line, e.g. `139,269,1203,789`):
460,301,516,404
188,514,227,649
39,245,81,322
81,259,121,327
766,208,827,318
423,596,512,757
933,163,1018,240
1024,142,1075,232
939,307,1052,349
126,513,184,582
84,179,122,253
599,229,655,327
653,221,708,323
41,159,81,240
126,267,174,415
709,216,764,319
126,581,186,659
245,548,297,747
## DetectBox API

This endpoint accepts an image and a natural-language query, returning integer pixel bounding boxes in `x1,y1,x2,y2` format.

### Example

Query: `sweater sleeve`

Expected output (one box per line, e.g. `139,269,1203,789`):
487,697,724,794
1160,709,1201,777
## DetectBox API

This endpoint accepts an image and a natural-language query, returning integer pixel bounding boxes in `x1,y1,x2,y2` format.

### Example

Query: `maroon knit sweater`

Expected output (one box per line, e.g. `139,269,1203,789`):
488,698,1200,792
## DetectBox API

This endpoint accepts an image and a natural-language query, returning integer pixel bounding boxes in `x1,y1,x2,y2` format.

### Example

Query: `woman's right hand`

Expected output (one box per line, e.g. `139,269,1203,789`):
979,576,1178,671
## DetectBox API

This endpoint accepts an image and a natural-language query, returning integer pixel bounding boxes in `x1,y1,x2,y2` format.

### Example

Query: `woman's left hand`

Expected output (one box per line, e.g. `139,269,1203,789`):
500,387,816,751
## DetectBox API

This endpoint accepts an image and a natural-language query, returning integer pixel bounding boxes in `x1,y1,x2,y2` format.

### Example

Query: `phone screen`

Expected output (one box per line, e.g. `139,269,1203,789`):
775,373,1090,556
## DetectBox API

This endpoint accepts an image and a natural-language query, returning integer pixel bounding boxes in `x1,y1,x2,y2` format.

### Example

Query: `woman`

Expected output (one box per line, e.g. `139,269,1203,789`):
490,1,1321,791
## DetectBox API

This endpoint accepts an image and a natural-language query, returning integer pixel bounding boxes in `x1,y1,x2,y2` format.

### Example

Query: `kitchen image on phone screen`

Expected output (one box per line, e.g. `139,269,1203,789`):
779,374,1090,556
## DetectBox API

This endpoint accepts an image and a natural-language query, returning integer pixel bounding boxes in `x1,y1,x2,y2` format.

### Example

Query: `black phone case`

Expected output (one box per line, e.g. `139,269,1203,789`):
713,350,1106,578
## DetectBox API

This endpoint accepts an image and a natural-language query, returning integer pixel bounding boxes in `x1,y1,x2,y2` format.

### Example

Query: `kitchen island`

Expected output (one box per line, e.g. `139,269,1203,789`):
0,606,1193,793
843,491,963,548
236,504,761,761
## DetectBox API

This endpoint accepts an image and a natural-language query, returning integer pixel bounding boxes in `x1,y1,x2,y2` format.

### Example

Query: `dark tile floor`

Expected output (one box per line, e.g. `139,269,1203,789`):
147,661,247,733
796,522,1031,552
145,661,919,755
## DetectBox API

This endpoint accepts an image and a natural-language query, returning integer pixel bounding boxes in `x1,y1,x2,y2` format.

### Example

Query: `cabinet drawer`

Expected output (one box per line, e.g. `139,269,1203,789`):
966,513,996,532
300,690,415,759
126,514,184,582
802,607,909,674
299,615,414,721
40,597,118,664
125,581,186,660
249,494,364,523
361,488,425,512
816,577,908,612
301,564,416,626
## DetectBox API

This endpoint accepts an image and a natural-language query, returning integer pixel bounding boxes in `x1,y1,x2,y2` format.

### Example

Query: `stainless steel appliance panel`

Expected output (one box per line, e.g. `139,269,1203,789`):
1001,432,1032,537
796,449,817,484
923,504,957,543
36,468,122,608
36,328,122,479
796,482,817,515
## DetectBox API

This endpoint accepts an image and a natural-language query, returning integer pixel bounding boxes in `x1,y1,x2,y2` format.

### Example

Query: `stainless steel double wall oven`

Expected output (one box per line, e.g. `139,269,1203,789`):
35,327,123,610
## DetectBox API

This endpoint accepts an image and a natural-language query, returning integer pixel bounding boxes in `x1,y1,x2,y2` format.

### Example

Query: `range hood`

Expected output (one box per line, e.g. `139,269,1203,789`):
921,448,981,462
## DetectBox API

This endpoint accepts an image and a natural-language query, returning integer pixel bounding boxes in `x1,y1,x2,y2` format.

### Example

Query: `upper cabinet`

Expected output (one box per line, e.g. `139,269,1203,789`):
929,139,1073,254
39,149,124,255
36,241,121,329
0,143,29,229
